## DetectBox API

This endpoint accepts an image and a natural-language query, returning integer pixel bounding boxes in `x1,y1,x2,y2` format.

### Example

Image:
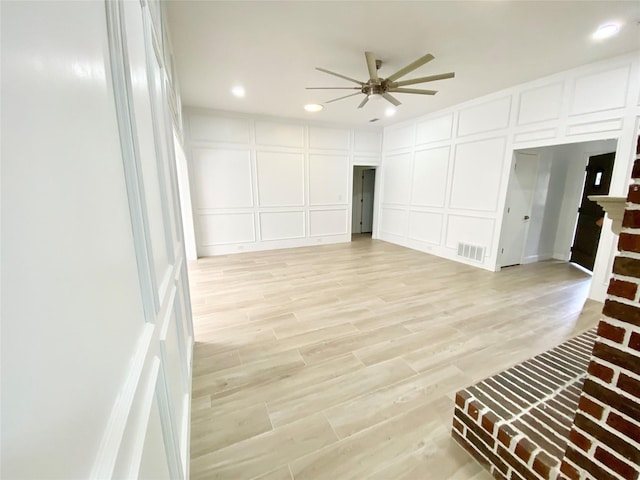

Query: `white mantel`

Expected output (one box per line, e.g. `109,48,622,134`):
589,195,627,235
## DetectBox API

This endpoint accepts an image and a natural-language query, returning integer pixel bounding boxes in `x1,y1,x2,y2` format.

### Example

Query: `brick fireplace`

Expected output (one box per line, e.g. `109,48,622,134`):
453,136,640,480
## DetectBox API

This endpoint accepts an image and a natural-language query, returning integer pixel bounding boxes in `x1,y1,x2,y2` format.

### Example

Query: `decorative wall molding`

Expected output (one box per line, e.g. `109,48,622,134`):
309,208,349,236
567,118,624,136
516,81,564,126
457,96,512,137
185,109,383,255
569,64,631,116
513,128,558,144
90,324,155,479
416,113,454,145
378,51,640,286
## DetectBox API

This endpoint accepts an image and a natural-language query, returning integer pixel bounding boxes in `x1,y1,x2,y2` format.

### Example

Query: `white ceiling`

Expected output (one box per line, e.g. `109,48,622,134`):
166,1,640,128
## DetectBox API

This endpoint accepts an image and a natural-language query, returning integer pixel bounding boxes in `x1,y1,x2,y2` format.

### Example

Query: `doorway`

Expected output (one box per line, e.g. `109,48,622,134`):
570,152,615,271
498,139,617,269
352,166,376,235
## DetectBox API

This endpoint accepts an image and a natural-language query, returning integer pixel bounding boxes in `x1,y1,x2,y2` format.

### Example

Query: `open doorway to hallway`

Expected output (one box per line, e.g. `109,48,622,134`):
352,166,376,237
499,138,617,271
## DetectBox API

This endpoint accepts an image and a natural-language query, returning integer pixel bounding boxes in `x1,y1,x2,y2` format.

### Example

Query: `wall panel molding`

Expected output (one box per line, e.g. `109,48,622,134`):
566,118,624,136
192,148,253,209
516,82,564,126
255,120,305,147
189,115,250,144
380,207,408,237
309,154,349,206
256,151,305,207
457,96,511,137
186,109,383,255
569,64,631,116
416,113,453,145
384,124,415,151
354,130,382,152
445,215,495,254
260,211,305,240
90,324,155,479
309,208,348,236
407,211,443,245
449,137,506,212
110,356,161,479
379,51,639,283
514,128,558,144
411,146,450,208
198,213,255,246
309,126,350,150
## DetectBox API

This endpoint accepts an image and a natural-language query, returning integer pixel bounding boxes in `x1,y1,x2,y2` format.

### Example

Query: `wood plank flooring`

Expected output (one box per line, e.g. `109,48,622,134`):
188,236,603,480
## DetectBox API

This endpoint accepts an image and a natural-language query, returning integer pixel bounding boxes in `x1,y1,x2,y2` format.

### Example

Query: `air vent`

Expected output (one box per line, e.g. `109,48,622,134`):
457,242,485,262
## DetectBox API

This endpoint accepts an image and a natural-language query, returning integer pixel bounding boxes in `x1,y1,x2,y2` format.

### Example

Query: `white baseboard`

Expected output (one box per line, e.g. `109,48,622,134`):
522,253,553,264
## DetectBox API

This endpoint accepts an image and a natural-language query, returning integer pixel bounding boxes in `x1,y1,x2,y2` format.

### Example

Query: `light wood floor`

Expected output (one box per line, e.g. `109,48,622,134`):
188,236,602,480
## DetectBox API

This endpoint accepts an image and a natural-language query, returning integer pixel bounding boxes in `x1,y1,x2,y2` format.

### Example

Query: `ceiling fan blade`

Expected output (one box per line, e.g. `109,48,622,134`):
382,93,401,106
385,53,435,82
392,72,455,87
365,51,379,81
306,87,361,90
325,92,363,104
389,88,438,95
316,67,364,85
357,96,369,109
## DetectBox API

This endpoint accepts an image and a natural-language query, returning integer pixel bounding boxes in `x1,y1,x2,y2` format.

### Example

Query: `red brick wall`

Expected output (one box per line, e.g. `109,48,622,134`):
560,135,640,480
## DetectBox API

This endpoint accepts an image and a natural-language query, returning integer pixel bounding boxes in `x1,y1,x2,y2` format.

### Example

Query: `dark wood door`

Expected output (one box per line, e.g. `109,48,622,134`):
570,152,615,271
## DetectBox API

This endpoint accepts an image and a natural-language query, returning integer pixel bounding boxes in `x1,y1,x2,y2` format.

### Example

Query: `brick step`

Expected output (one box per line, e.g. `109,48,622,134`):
452,328,598,480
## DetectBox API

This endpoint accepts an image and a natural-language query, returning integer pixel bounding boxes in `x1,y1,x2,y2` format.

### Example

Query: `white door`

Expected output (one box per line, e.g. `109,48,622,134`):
500,153,539,267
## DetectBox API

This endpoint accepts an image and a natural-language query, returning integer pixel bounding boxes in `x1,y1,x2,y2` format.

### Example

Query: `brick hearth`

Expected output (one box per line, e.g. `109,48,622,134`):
453,329,598,480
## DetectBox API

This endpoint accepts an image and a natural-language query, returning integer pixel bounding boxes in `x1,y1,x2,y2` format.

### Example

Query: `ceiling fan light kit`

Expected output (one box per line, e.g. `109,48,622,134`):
307,51,455,109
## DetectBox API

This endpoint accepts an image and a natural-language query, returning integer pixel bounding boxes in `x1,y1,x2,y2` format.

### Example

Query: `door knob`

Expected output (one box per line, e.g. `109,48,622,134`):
524,215,530,220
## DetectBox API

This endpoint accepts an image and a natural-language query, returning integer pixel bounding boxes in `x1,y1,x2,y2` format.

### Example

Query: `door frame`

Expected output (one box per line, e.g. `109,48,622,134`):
350,164,379,237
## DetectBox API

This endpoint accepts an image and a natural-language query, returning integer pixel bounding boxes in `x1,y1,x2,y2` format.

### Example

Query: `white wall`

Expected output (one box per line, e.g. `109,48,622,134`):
378,51,640,301
1,1,192,478
184,109,382,255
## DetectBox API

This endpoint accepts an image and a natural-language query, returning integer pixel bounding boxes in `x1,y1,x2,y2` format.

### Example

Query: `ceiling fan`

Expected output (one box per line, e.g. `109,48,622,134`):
307,51,455,109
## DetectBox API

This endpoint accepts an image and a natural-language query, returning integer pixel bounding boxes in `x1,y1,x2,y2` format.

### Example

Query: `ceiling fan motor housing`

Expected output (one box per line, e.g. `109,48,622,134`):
362,82,387,96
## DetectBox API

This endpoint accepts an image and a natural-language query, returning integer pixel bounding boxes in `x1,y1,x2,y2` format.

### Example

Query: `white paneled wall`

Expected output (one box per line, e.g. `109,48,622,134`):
185,110,382,255
450,138,506,212
411,147,449,208
2,1,192,478
379,51,640,302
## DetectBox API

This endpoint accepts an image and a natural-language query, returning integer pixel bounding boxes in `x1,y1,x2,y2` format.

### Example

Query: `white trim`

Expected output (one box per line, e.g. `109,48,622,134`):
124,357,161,479
90,324,155,479
156,355,184,480
104,0,157,321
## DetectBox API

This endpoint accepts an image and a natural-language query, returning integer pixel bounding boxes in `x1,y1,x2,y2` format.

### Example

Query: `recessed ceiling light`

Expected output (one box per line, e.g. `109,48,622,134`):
231,85,245,98
385,107,396,117
592,23,621,40
304,104,323,112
